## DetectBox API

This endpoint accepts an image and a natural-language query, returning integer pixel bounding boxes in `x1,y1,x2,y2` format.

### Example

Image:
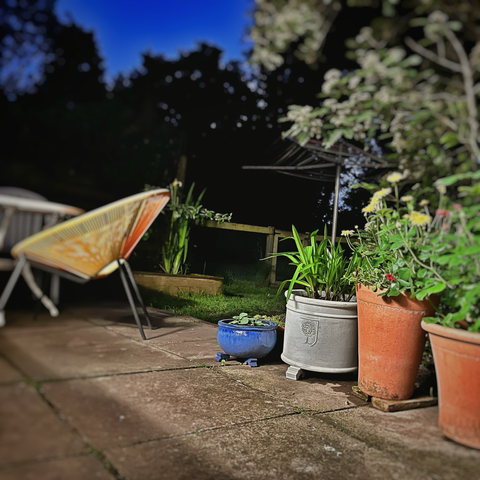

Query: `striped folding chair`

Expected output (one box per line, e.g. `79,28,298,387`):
0,189,170,339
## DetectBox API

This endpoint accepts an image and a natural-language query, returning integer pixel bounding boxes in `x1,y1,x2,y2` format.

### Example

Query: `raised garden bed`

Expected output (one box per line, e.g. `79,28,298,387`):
133,271,223,296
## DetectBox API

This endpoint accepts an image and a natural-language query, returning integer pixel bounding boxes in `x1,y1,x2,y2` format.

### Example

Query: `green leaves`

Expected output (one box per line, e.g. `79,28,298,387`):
324,129,344,149
439,132,459,149
434,171,480,187
415,281,446,301
231,313,268,327
267,224,359,302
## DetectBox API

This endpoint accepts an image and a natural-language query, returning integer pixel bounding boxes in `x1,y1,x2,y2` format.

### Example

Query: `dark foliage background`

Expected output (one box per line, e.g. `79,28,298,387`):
1,0,377,282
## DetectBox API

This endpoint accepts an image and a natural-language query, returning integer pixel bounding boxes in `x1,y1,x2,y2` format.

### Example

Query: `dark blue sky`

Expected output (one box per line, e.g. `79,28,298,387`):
55,0,254,81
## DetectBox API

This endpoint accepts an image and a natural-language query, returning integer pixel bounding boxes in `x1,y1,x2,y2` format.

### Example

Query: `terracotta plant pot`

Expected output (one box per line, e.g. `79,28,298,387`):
356,284,438,400
422,321,480,450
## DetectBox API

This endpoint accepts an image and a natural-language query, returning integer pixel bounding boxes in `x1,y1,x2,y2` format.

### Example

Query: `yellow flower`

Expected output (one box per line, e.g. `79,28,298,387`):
400,195,413,202
386,172,403,183
409,211,431,227
362,197,378,213
419,199,429,206
403,214,410,219
363,189,392,213
362,203,375,213
341,230,355,236
372,187,392,200
436,184,446,195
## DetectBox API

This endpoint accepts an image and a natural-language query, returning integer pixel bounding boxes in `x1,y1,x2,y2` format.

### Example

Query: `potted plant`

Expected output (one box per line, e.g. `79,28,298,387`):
344,173,441,401
216,313,278,367
418,173,480,449
269,225,361,380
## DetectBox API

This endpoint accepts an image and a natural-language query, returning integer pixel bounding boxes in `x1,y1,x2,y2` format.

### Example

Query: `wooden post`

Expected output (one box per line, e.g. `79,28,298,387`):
269,232,279,285
302,232,310,247
176,155,187,185
265,227,275,260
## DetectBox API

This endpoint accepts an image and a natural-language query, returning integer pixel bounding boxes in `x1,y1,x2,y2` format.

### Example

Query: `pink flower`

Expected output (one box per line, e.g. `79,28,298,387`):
453,203,462,210
436,209,450,216
386,274,395,281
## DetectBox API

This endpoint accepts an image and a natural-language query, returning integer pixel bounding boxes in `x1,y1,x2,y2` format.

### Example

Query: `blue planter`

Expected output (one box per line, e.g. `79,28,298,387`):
217,319,278,359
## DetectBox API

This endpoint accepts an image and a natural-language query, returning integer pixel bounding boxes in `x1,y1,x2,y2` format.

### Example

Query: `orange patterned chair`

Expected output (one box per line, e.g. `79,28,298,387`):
0,189,170,339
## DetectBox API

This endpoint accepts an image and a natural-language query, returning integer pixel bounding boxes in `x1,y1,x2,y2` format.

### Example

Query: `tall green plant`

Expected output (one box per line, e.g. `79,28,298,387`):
161,180,232,275
267,225,360,302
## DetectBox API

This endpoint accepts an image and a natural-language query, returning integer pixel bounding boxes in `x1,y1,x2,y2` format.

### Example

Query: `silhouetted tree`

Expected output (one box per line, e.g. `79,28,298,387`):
1,0,380,231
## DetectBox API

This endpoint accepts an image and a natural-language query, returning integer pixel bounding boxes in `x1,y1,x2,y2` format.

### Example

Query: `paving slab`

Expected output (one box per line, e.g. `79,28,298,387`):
0,384,86,466
0,309,93,338
105,412,431,480
0,326,192,381
1,304,478,479
153,337,231,366
0,355,24,384
320,406,480,480
218,364,367,411
106,316,217,344
0,454,116,480
63,302,136,323
72,303,202,329
101,308,226,365
43,368,296,449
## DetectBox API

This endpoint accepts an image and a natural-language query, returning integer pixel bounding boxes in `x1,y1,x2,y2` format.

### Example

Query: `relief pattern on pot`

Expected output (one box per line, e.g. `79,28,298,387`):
300,317,319,346
358,299,426,315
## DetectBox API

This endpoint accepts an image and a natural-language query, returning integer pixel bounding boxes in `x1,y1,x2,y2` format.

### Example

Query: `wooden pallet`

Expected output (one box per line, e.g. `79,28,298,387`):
352,386,438,412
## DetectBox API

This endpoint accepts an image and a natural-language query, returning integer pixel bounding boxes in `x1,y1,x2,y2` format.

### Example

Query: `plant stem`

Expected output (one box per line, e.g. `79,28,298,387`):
445,29,479,170
397,226,448,285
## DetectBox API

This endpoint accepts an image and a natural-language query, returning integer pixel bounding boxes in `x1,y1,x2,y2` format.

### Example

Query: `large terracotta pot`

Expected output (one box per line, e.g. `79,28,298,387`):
356,284,438,400
422,321,480,450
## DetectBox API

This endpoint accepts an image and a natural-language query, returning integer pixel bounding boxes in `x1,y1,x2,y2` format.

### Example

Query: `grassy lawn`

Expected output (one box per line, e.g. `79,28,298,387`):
140,278,287,324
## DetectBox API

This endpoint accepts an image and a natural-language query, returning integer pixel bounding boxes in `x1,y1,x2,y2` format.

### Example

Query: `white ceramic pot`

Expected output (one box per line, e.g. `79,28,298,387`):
281,290,358,376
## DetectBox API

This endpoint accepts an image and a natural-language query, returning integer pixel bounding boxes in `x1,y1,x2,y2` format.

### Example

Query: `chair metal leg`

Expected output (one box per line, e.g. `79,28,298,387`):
50,274,60,305
123,260,153,330
21,261,59,317
0,254,27,327
117,261,146,340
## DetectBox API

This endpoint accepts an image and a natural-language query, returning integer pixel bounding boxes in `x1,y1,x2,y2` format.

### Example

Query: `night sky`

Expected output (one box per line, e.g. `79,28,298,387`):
54,0,253,82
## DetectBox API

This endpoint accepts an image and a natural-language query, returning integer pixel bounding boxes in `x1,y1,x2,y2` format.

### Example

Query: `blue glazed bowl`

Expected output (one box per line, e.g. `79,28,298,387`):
217,319,278,359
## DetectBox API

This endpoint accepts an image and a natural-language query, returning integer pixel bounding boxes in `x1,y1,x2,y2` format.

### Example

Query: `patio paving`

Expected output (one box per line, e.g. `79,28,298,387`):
0,302,479,479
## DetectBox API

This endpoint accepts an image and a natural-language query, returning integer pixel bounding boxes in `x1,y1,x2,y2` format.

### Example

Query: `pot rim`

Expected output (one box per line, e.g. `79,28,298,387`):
356,283,440,301
285,289,357,308
421,320,480,345
218,319,278,331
